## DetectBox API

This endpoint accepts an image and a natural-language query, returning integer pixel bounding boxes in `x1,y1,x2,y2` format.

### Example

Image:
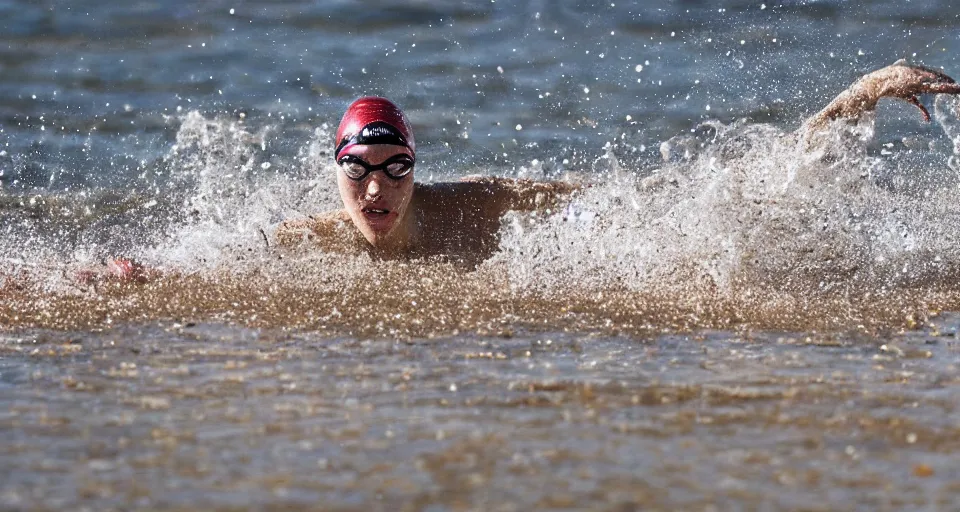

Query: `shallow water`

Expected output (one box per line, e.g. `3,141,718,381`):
2,322,959,510
4,0,960,509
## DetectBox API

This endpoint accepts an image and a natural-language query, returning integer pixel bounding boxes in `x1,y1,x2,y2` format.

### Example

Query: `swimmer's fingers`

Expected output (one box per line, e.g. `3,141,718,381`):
899,67,960,122
923,80,960,95
106,257,141,282
868,62,960,121
900,64,960,97
77,257,156,285
803,62,960,133
906,96,931,122
107,257,158,283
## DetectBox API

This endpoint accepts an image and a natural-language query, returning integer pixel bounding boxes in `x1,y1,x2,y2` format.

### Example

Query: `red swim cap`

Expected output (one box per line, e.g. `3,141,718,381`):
334,97,415,162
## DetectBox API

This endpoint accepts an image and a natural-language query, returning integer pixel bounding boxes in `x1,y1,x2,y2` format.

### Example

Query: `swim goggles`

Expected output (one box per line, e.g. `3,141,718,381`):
337,153,414,181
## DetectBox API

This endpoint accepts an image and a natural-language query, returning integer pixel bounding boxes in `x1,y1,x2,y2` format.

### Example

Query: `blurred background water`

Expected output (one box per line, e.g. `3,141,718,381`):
4,0,960,191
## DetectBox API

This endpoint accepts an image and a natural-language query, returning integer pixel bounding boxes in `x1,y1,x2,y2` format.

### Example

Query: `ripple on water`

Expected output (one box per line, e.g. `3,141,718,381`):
0,323,958,509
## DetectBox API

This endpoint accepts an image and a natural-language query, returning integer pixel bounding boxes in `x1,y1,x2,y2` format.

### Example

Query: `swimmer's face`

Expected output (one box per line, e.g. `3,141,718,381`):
336,144,415,247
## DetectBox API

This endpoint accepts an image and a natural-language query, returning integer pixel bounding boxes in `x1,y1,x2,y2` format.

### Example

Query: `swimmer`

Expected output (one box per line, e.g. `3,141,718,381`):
275,96,578,265
93,61,960,279
276,61,960,262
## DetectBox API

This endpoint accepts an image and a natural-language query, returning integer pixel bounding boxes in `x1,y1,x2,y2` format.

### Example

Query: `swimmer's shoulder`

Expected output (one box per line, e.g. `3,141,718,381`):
416,175,534,199
417,175,579,212
274,210,355,247
413,179,508,214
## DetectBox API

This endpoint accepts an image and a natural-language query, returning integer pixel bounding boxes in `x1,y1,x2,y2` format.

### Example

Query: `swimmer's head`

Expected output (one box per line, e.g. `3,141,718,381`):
333,97,417,250
335,96,415,162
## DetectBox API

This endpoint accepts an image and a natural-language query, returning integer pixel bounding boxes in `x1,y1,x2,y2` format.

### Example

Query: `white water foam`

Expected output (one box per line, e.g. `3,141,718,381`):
497,110,960,297
145,112,340,271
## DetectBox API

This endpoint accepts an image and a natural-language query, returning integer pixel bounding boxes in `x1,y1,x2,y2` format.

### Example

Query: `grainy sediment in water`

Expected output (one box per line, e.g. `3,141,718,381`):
2,317,958,510
0,266,955,335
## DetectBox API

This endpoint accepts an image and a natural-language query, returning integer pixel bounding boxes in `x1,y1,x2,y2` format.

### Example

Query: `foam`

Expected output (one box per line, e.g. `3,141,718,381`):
498,106,960,298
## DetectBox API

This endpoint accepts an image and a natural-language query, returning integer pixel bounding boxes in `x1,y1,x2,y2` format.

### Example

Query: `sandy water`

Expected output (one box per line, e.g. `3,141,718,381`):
2,320,959,510
3,0,960,509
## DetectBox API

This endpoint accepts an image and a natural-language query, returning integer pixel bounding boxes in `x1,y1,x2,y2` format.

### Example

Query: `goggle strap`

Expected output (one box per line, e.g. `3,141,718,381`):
335,121,412,160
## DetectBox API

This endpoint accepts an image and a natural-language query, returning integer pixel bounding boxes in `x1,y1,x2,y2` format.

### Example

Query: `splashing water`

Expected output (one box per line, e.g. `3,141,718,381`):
5,105,960,334
6,4,960,510
501,109,960,301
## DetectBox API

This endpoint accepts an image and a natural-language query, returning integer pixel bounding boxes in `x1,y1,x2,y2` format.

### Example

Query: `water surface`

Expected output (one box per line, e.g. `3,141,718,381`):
3,0,960,509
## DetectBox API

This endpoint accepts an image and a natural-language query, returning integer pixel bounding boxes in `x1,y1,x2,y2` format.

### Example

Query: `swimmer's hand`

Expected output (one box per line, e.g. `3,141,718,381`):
76,257,155,285
804,60,960,131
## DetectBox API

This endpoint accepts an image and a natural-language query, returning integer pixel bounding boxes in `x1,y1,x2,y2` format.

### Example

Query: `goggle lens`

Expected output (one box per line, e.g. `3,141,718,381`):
337,154,414,181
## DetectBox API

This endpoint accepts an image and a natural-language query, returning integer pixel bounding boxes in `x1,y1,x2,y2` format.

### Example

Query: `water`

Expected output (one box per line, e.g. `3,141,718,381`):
2,324,958,510
2,0,960,509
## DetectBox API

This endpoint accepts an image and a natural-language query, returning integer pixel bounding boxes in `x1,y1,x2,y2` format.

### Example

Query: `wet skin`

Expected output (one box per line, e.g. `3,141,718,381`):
278,169,578,266
335,144,417,252
802,60,960,132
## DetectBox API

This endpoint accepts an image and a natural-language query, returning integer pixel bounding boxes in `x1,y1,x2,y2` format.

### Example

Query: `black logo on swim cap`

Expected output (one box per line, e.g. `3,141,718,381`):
335,121,411,158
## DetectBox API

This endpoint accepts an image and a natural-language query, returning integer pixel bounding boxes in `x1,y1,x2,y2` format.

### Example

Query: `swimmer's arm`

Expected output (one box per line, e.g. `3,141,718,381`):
802,60,960,132
459,175,581,212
